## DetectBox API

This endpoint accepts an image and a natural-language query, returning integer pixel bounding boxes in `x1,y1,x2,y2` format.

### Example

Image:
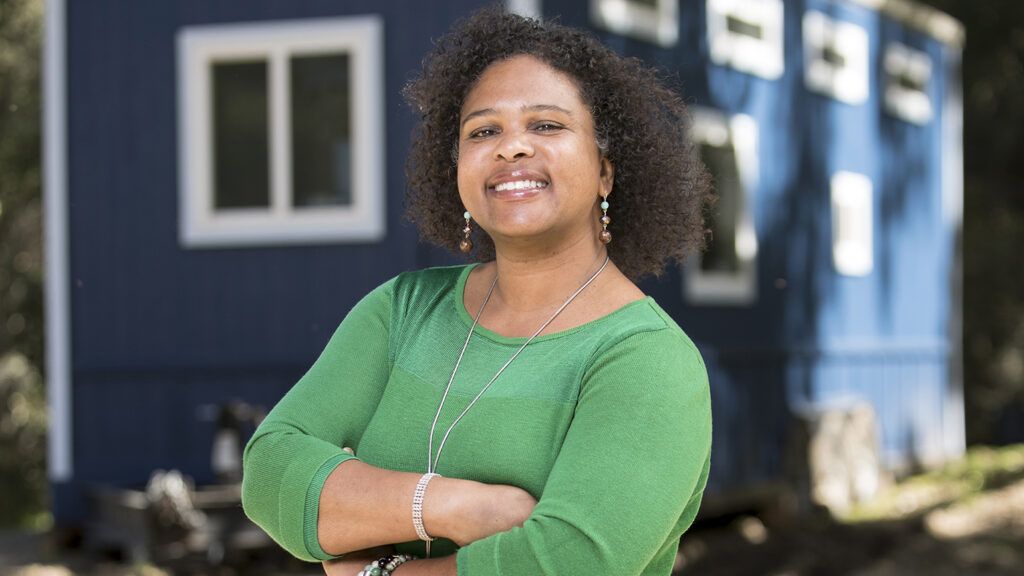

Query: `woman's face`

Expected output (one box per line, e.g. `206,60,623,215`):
457,55,613,250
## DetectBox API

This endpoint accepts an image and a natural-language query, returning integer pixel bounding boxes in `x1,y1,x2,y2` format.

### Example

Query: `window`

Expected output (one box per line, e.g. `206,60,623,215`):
591,0,678,47
831,171,873,276
177,16,385,248
803,11,869,104
883,43,933,124
685,110,759,305
707,0,784,80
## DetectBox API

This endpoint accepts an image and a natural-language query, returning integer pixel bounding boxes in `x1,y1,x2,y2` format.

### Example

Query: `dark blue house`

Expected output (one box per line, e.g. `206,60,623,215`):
43,0,964,525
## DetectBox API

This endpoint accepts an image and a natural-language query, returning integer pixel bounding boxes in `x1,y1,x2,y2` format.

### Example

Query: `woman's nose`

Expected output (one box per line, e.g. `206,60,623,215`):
495,131,534,161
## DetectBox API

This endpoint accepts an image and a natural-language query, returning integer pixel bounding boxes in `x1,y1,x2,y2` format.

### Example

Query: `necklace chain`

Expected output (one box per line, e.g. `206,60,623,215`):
426,255,611,475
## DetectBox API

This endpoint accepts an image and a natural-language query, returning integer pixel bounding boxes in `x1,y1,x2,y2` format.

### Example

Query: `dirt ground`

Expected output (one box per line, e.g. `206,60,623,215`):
3,447,1022,576
676,479,1024,575
678,445,1024,576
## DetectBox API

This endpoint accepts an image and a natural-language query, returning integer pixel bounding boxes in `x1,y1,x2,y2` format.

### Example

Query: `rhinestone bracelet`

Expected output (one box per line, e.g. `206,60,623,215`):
412,472,440,543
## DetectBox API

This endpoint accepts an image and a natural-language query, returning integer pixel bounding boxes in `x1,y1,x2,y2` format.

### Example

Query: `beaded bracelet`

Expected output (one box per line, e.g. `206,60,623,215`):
356,553,417,576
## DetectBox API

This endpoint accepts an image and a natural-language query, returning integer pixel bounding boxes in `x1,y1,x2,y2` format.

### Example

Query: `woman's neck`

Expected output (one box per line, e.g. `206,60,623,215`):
487,234,609,314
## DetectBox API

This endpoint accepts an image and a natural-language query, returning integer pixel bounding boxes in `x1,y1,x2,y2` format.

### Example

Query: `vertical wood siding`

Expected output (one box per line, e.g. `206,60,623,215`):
59,0,960,522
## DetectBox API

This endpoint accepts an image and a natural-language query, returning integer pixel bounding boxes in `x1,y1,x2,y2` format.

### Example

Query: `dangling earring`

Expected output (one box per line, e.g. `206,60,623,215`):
599,197,612,245
460,211,473,253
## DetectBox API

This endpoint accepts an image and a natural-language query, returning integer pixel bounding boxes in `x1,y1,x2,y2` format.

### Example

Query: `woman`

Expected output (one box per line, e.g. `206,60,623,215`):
242,7,713,576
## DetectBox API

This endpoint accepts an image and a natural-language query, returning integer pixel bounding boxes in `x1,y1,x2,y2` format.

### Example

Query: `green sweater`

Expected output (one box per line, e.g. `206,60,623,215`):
241,264,712,575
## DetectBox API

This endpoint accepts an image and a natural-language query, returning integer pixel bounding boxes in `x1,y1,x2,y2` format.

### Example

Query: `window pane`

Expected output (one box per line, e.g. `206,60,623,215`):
700,142,741,273
291,54,352,208
727,15,764,40
212,60,270,209
822,44,847,69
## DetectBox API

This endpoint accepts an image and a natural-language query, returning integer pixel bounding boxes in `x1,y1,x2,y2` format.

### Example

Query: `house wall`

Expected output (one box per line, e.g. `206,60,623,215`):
547,0,960,490
53,0,962,522
58,0,484,523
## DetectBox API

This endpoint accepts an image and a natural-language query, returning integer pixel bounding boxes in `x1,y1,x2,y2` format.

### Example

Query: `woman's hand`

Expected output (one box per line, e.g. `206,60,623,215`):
322,545,394,576
441,481,538,546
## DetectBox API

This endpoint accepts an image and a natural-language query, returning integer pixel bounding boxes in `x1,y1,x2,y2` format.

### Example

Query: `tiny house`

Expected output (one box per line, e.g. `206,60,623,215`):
43,0,963,525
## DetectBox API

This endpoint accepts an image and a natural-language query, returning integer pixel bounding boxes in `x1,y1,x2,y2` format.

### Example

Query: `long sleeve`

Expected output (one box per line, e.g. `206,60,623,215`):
241,278,395,562
455,328,713,575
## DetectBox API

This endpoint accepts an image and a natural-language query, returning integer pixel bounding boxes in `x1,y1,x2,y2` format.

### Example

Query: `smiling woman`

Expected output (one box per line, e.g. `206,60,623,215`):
241,6,713,576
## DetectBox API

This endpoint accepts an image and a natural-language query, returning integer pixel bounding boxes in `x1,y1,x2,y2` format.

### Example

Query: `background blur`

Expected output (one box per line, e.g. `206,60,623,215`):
0,0,1021,574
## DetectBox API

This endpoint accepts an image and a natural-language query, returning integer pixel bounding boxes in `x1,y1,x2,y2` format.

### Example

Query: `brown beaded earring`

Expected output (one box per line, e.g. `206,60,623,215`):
599,197,612,244
459,211,473,253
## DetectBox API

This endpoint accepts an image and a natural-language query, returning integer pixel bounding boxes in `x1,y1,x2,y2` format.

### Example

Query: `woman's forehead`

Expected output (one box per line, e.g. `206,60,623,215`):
460,55,588,117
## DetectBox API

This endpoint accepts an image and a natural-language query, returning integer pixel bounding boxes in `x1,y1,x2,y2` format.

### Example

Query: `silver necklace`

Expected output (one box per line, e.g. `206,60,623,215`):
426,255,611,475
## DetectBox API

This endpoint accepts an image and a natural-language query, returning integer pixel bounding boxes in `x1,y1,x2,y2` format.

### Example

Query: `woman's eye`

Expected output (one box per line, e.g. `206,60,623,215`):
534,123,563,132
468,127,498,139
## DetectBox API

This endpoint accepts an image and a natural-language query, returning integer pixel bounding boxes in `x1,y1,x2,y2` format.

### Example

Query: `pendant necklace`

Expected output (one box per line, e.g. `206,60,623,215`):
427,255,610,475
421,255,609,556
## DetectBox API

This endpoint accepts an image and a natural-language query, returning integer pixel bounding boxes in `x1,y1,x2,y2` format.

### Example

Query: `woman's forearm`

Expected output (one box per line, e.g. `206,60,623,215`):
317,459,466,555
317,458,537,556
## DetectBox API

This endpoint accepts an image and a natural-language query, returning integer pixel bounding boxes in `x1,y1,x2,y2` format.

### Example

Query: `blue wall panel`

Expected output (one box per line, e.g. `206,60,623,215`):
66,0,486,374
62,0,489,522
60,0,961,522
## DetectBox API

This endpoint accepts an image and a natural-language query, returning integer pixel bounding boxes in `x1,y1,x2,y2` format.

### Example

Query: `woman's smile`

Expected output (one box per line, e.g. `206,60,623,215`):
487,169,550,200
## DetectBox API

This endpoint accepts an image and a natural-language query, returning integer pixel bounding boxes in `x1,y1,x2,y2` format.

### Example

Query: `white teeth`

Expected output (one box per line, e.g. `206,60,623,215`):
494,180,548,192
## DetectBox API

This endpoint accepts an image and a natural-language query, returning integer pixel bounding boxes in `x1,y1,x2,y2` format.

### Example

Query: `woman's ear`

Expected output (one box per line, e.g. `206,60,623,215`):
599,156,615,198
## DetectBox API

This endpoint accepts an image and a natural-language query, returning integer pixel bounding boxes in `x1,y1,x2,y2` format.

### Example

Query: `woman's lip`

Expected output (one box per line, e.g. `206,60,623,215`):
486,169,548,188
488,184,546,200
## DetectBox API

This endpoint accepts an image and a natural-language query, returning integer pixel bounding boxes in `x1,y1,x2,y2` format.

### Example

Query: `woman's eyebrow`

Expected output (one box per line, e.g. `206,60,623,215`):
460,104,574,129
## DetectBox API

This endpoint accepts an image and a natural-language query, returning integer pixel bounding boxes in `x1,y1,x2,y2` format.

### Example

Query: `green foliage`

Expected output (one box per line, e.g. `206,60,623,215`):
0,352,47,527
0,0,45,527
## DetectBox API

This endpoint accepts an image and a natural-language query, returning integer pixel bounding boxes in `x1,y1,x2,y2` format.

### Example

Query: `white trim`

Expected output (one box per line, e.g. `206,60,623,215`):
941,46,965,460
883,42,933,125
44,0,73,481
505,0,542,19
830,171,874,276
845,0,964,48
177,16,386,248
707,0,785,80
803,11,869,105
685,110,759,305
270,49,289,218
590,0,678,48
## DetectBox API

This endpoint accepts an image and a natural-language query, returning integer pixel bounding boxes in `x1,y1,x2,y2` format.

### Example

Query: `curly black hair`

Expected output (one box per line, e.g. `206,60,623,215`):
403,6,711,280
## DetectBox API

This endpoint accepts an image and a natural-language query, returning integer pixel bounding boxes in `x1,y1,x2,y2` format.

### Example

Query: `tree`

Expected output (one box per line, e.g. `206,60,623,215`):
918,0,1024,444
0,0,46,527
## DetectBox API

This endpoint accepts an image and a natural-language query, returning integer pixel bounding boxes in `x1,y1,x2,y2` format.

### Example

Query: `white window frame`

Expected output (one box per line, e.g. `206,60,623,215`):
884,42,933,125
591,0,678,47
506,0,542,19
803,11,869,105
177,16,385,248
707,0,785,80
831,171,874,277
685,109,759,305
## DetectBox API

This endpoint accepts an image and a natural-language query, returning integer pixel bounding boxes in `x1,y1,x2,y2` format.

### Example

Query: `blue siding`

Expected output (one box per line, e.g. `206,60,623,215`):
548,0,960,487
62,0,486,521
59,0,961,522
